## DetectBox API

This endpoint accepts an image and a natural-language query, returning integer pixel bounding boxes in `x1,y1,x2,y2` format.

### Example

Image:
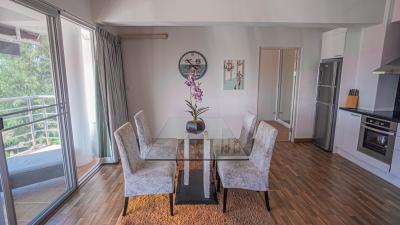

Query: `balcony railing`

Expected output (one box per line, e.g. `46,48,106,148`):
0,95,60,157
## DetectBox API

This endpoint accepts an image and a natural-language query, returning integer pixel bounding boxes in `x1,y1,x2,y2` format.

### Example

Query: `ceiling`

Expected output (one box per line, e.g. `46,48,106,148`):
90,0,387,29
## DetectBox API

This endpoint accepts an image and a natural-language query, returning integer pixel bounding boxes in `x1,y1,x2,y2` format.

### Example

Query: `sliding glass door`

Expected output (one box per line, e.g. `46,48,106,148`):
0,1,74,224
60,18,100,181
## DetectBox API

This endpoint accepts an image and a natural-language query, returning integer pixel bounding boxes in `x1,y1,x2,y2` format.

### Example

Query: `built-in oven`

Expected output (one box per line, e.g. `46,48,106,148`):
358,116,397,164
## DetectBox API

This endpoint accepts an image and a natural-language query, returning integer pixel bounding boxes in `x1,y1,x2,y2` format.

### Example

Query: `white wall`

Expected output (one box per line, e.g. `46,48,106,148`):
338,28,361,107
354,24,385,110
92,0,386,26
377,14,400,110
343,0,400,111
392,0,400,22
120,26,321,138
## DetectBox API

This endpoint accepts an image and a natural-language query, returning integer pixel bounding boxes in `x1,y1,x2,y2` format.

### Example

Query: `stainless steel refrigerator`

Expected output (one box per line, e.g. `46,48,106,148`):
313,58,342,151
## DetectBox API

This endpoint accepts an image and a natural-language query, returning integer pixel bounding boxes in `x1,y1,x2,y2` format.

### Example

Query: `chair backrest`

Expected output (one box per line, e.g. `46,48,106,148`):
249,121,278,172
114,122,143,174
238,111,257,152
134,110,153,155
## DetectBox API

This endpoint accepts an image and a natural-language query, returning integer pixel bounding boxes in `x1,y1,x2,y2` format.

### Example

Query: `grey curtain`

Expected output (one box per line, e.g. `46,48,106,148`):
95,27,129,162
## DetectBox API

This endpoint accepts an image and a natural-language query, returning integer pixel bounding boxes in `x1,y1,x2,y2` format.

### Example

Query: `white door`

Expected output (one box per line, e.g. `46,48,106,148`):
277,49,298,128
257,49,280,121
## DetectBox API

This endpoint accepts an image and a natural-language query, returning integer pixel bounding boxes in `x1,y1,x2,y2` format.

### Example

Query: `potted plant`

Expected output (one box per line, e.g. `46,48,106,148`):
184,72,210,133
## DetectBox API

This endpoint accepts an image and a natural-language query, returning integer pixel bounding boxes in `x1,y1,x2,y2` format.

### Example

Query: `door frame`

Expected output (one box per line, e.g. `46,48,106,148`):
257,47,302,142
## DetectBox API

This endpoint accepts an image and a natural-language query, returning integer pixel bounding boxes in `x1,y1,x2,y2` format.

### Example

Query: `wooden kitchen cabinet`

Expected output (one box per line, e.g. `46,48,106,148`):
334,109,361,153
321,28,347,60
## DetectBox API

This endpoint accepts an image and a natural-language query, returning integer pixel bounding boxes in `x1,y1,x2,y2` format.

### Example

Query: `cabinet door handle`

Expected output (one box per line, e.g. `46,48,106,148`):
350,113,360,117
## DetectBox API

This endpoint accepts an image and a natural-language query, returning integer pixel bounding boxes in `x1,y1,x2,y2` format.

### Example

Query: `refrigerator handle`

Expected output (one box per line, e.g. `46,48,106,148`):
331,86,336,104
317,63,325,85
332,62,338,87
0,117,3,131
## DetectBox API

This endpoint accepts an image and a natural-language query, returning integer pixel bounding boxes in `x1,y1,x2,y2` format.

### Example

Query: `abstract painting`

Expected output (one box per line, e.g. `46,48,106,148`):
223,60,244,90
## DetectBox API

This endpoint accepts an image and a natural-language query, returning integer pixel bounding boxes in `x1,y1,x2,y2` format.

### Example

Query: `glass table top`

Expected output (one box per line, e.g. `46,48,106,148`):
144,117,250,161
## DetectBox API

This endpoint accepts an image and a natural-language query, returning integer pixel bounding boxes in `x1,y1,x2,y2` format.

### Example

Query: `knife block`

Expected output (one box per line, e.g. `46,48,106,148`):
345,95,358,109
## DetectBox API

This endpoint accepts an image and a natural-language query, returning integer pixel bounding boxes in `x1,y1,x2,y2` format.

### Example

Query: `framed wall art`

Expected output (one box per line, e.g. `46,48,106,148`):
223,60,244,90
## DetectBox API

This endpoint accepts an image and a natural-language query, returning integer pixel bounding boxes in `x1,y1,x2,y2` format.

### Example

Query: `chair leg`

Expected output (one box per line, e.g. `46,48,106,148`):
223,188,228,213
174,159,178,193
264,191,271,211
169,193,174,216
122,197,129,216
216,171,221,192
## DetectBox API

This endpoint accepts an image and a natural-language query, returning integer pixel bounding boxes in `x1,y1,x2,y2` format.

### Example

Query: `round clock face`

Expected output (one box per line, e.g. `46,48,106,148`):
178,51,207,80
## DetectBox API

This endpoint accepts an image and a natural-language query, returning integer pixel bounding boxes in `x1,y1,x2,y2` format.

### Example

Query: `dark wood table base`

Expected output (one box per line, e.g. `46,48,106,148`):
175,169,218,205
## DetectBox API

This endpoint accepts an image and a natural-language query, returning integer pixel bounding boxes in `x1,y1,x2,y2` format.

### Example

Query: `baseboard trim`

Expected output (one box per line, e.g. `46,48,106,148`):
293,138,313,143
100,157,118,164
337,148,400,187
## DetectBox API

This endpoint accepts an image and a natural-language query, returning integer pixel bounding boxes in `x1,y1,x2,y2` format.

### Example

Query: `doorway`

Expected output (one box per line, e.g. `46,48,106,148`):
257,48,300,142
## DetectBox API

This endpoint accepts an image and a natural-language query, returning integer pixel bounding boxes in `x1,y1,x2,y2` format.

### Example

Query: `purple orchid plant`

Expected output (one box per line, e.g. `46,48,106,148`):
185,72,210,121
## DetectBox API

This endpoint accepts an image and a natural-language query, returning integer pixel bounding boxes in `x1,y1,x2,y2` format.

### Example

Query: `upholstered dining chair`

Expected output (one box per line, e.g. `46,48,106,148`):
214,112,257,167
114,122,176,216
238,111,257,153
134,110,176,159
216,121,278,213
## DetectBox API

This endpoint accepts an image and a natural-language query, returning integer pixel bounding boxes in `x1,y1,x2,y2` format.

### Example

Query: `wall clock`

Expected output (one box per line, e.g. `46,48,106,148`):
178,51,207,80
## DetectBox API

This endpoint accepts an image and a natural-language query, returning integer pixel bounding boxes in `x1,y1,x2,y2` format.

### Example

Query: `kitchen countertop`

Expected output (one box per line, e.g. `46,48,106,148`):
339,107,400,123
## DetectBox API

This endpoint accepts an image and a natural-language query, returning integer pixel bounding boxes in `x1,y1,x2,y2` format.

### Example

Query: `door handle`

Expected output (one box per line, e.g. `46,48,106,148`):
0,117,3,131
350,113,360,117
361,125,395,136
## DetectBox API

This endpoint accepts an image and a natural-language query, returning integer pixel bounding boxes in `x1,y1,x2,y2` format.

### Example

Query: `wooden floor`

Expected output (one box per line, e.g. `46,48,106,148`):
266,121,290,142
77,159,98,179
44,165,123,225
44,142,400,225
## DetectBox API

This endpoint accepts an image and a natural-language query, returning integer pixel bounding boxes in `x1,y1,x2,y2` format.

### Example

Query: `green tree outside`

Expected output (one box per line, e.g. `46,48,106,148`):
0,36,60,157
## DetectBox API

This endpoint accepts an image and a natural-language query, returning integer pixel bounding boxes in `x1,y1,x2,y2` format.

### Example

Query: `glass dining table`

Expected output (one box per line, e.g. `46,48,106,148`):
144,117,250,204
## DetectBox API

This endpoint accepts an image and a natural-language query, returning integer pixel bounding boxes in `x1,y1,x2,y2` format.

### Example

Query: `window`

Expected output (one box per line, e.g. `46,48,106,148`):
61,18,99,181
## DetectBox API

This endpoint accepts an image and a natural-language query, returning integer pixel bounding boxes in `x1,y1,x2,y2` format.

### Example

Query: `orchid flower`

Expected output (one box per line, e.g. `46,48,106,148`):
184,69,209,120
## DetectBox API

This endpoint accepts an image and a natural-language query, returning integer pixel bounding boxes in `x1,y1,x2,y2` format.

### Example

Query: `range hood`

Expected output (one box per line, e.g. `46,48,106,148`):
373,58,400,75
